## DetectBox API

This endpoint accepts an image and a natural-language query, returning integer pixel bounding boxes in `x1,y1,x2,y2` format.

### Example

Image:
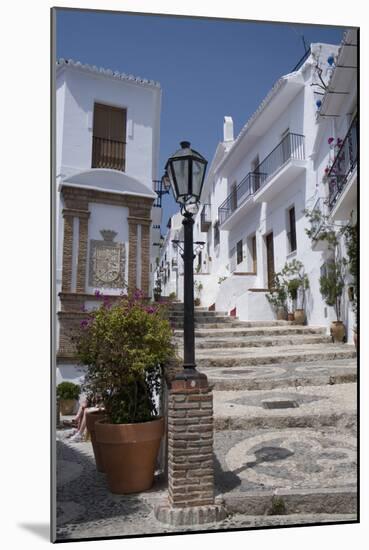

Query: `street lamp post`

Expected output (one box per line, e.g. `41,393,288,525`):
165,141,208,380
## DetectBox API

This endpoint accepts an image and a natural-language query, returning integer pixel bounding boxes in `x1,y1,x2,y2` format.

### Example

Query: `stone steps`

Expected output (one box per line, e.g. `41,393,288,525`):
202,359,357,391
212,383,356,431
178,334,331,349
213,425,357,515
173,320,294,329
189,343,357,369
175,325,327,338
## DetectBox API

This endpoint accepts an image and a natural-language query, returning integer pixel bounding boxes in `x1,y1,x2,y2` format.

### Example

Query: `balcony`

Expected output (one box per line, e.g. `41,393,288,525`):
328,116,357,219
200,204,212,232
218,133,305,229
253,132,306,202
92,136,126,171
218,173,263,229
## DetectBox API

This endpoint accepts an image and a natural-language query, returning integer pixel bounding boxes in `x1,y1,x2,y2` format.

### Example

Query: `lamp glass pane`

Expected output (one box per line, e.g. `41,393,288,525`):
172,159,189,196
192,160,205,199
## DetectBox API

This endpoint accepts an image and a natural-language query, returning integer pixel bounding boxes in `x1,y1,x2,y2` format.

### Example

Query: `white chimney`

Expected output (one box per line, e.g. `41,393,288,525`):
223,116,234,142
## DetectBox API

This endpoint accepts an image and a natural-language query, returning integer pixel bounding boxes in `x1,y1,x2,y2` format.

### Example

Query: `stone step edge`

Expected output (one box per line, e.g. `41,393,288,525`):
208,372,357,391
179,336,332,348
219,486,357,515
194,350,356,365
213,411,357,431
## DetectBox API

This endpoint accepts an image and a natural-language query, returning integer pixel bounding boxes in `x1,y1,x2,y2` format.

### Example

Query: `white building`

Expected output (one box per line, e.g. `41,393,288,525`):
163,33,357,341
55,59,162,383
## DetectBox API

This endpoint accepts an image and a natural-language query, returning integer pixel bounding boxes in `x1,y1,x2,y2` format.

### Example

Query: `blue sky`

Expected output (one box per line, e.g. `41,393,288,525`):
56,9,344,229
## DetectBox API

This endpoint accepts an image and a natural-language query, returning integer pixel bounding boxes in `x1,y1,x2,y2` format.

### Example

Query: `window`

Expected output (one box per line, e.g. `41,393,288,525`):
92,103,127,171
236,240,243,264
214,221,220,247
288,206,297,252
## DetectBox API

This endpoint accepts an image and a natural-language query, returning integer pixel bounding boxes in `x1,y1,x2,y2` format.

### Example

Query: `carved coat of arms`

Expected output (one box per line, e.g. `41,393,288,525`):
89,230,126,288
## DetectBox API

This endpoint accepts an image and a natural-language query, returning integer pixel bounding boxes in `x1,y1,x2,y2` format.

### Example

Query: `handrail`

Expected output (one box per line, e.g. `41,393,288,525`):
327,116,358,209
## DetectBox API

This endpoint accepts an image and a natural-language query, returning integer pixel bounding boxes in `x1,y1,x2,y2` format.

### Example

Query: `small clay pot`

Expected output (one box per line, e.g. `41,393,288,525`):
294,309,305,325
59,399,76,416
276,307,287,321
287,312,295,322
95,417,164,494
85,410,107,472
330,321,345,343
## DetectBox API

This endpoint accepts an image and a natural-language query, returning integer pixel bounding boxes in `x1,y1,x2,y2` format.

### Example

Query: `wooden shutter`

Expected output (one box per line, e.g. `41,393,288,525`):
92,103,127,171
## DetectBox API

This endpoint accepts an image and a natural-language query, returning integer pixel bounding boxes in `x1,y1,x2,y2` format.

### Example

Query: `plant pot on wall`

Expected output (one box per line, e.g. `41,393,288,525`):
85,409,107,472
294,309,305,325
59,399,76,416
95,417,164,494
330,321,345,343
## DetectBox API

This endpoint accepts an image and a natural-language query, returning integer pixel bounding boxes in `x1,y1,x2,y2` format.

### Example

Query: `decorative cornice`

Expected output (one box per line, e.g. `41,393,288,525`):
56,58,161,90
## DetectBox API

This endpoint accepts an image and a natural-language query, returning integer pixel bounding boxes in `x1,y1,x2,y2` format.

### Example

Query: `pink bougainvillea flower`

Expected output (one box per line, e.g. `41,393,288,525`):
328,137,334,144
94,290,102,298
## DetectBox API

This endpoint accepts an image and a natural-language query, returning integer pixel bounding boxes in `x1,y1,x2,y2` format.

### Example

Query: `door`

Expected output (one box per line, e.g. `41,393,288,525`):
266,232,275,289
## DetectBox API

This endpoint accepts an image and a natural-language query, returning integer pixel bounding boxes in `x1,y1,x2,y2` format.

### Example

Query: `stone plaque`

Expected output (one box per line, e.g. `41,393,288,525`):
89,230,126,288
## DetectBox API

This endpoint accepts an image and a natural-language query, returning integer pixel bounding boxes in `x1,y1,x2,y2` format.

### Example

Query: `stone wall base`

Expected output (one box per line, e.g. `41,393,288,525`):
154,498,227,527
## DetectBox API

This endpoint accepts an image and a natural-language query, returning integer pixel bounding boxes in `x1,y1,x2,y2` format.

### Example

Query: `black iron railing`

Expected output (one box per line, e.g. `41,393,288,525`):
328,116,358,210
218,172,266,225
92,136,126,171
218,133,305,224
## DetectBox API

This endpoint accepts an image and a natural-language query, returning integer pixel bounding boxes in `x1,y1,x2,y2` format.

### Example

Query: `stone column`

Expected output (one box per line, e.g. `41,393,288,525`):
76,211,90,293
140,222,151,296
155,376,226,526
128,220,137,292
61,211,74,292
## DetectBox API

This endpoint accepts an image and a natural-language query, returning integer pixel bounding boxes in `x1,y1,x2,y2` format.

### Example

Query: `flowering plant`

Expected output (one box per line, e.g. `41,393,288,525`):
75,290,174,424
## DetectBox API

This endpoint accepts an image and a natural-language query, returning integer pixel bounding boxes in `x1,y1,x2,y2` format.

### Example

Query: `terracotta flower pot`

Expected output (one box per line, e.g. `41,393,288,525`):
330,321,345,343
95,417,164,494
59,399,76,416
294,309,305,325
85,410,107,472
276,307,287,321
287,312,295,322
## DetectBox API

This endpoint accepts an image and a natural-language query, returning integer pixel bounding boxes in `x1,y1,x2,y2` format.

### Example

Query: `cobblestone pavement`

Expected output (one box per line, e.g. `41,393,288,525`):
56,422,357,541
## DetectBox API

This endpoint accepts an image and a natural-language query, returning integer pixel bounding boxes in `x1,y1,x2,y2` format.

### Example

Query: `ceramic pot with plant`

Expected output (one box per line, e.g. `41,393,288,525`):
319,260,346,342
76,290,174,494
194,280,203,306
266,273,287,320
85,409,107,472
282,260,309,325
56,381,81,415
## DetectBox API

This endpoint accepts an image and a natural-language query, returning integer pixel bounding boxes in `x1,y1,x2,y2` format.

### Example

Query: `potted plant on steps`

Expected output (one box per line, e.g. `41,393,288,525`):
266,273,287,320
281,260,309,325
319,260,346,342
56,381,81,415
75,290,174,494
194,280,203,306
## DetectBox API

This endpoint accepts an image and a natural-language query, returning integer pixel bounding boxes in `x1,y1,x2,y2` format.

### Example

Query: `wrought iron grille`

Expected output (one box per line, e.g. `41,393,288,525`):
327,116,358,210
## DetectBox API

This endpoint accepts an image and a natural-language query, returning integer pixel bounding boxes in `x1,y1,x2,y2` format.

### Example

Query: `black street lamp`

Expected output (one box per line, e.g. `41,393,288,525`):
165,141,208,380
